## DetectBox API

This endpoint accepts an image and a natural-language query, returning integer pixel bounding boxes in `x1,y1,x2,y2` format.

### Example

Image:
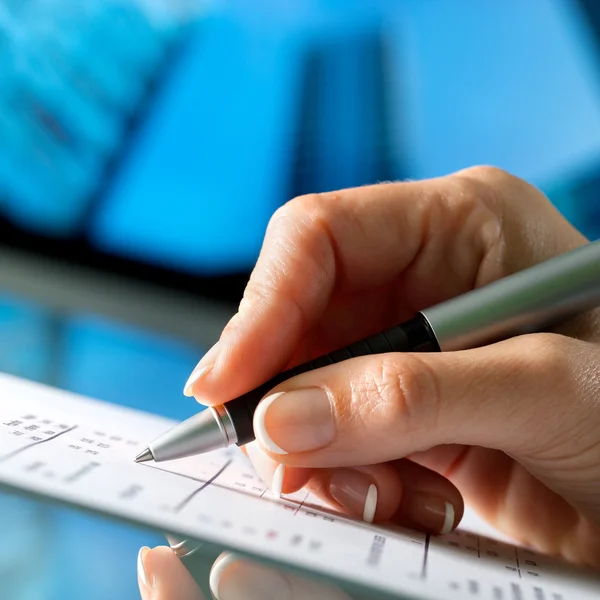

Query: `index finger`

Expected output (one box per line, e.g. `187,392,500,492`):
190,183,427,401
184,168,565,405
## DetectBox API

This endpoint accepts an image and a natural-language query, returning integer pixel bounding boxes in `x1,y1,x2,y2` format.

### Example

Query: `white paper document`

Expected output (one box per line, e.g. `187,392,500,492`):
0,373,599,599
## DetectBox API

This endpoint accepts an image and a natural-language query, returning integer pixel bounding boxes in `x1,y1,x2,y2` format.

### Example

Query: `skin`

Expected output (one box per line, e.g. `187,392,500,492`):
138,166,600,599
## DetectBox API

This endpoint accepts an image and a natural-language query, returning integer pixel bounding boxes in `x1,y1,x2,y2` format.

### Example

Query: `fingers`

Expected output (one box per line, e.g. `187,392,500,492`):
138,546,205,600
245,441,463,534
304,462,398,524
251,334,600,484
136,545,350,600
184,168,588,408
243,441,312,497
210,552,352,600
410,444,600,565
391,459,464,533
184,173,512,404
245,440,401,524
304,459,463,534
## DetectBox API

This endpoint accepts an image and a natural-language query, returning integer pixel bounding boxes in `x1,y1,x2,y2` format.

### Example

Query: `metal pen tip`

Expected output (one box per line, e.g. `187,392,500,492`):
134,448,154,463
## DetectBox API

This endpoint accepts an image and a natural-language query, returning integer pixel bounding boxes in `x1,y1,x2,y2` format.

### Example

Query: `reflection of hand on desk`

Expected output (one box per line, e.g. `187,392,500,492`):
140,505,600,600
140,543,354,600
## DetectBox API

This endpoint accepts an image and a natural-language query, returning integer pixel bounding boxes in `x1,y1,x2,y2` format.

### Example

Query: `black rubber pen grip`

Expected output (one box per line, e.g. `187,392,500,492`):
227,313,440,446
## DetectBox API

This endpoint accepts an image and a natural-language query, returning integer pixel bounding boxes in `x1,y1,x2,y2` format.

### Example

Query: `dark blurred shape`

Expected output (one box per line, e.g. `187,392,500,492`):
0,0,252,304
290,28,394,197
2,0,600,307
578,0,600,41
0,3,394,306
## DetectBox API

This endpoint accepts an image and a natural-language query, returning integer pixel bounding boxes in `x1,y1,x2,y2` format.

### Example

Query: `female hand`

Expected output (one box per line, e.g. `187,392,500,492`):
183,166,600,567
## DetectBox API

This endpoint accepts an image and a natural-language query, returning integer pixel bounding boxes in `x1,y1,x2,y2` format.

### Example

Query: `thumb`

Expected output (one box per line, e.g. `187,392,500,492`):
251,333,600,502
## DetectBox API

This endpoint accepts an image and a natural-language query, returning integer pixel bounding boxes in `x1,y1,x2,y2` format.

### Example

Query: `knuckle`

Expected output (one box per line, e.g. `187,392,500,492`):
241,195,333,330
518,333,573,381
240,281,272,310
454,164,545,217
269,193,326,228
294,192,328,213
452,167,506,212
511,333,600,455
430,166,506,220
265,194,331,265
458,164,512,184
451,165,516,216
266,202,291,233
363,356,439,430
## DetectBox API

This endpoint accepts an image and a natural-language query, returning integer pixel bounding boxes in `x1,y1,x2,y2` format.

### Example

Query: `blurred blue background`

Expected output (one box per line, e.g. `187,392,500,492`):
2,0,600,598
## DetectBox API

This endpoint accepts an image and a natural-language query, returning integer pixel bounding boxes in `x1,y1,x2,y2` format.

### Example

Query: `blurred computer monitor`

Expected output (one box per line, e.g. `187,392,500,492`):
0,1,396,313
2,0,600,313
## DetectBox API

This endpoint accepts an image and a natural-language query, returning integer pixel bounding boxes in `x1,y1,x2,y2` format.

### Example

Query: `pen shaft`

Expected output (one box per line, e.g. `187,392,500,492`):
423,240,600,351
145,240,600,461
226,313,440,446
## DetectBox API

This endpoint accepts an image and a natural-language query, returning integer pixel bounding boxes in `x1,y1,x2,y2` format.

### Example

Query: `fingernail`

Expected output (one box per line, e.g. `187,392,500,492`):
245,441,283,496
329,470,378,523
253,388,336,455
271,464,285,498
404,493,455,534
183,342,221,397
137,546,151,591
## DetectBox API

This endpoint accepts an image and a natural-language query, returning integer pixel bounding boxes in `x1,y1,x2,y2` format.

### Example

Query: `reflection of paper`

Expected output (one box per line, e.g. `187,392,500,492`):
1,373,599,600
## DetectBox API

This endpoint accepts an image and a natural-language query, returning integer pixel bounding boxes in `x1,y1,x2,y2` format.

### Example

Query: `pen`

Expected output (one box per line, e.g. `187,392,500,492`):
135,240,600,464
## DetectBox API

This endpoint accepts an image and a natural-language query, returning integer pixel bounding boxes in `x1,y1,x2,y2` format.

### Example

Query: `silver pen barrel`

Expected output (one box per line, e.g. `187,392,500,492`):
143,406,237,462
421,241,600,351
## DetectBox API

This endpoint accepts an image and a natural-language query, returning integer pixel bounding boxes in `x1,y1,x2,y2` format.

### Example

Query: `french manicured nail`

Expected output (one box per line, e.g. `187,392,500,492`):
271,464,285,498
137,546,151,593
404,493,455,534
253,389,336,454
183,342,221,397
245,441,284,497
329,470,378,523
